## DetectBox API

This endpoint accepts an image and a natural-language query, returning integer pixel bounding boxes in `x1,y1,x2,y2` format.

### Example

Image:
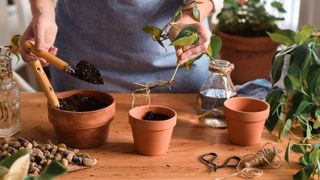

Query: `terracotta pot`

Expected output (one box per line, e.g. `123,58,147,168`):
129,105,177,156
217,31,278,84
224,97,270,146
48,90,115,149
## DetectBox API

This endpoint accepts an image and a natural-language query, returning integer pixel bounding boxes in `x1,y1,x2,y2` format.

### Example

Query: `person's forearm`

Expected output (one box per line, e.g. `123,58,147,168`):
29,0,55,18
180,0,214,23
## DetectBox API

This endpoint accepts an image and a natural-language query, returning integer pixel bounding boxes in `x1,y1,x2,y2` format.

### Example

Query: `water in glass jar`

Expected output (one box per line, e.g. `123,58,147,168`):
0,86,20,137
199,89,236,128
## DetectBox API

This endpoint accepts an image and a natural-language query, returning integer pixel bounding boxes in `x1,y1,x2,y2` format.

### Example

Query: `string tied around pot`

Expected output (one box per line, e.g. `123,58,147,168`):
215,142,282,180
209,61,235,91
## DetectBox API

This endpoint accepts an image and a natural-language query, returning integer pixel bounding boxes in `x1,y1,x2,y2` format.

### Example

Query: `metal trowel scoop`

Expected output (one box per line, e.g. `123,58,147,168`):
24,40,104,85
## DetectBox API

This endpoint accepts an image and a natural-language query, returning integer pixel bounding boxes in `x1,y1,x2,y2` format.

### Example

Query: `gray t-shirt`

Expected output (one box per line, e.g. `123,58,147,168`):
52,0,209,92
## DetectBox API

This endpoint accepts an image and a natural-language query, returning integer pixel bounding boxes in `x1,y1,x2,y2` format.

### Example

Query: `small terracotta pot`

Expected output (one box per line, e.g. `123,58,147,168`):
129,105,177,156
224,97,270,146
48,90,115,149
217,31,278,84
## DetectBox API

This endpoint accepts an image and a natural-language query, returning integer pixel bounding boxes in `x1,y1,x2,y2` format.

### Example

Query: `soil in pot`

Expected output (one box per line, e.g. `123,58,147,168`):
143,111,170,121
48,90,115,149
58,94,109,112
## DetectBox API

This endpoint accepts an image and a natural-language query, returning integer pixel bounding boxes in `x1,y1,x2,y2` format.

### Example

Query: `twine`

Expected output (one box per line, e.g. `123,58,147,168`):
209,62,235,92
215,143,282,180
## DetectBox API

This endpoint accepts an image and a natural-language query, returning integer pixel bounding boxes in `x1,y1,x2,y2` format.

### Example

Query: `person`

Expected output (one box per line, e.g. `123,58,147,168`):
20,0,214,92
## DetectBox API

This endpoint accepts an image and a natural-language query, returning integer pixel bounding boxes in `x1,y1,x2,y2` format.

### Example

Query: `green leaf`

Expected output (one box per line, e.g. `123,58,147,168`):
293,164,314,180
284,65,306,94
271,54,284,85
271,1,286,13
192,4,200,22
34,161,67,180
294,101,311,117
282,119,292,137
0,166,9,177
309,146,319,167
143,26,162,38
311,49,320,65
172,7,182,22
284,75,299,92
268,30,296,46
11,34,21,48
4,153,30,180
206,35,222,59
292,144,307,154
285,140,292,163
0,150,28,169
265,87,284,132
314,107,320,129
299,152,310,166
171,27,199,46
317,157,320,180
295,25,314,44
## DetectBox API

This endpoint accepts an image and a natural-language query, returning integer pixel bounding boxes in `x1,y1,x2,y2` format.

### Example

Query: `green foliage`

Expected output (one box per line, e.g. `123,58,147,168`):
216,0,286,37
285,142,320,180
267,25,320,180
0,150,67,180
171,27,199,46
143,0,221,69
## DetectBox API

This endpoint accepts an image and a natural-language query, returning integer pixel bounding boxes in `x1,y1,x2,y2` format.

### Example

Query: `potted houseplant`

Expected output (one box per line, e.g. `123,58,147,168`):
266,25,320,179
215,0,286,84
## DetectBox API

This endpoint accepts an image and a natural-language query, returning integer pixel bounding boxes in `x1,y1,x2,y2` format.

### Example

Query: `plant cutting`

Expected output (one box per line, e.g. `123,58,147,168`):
141,0,221,95
266,25,320,179
215,0,286,84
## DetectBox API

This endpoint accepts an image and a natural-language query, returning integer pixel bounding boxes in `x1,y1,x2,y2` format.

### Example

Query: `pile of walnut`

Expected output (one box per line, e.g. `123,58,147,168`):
0,137,97,175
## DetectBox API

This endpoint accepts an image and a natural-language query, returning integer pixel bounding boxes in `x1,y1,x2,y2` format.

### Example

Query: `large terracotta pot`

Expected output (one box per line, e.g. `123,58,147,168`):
48,89,115,149
129,105,177,156
224,97,270,146
217,31,278,84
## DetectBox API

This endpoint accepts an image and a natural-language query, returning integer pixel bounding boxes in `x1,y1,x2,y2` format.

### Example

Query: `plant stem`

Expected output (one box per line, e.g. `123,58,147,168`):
169,23,181,32
170,64,181,82
278,92,294,141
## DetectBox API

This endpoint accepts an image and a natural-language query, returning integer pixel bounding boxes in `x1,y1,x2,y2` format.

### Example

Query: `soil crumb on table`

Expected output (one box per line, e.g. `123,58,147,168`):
59,94,108,112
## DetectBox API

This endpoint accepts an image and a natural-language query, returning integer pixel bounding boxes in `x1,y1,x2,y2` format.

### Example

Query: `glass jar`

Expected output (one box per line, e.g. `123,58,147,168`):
0,48,20,137
198,59,237,128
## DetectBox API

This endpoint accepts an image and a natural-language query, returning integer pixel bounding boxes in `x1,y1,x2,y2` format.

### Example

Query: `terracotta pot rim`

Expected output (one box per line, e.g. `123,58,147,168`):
224,97,270,114
217,31,271,40
129,105,177,123
48,89,115,114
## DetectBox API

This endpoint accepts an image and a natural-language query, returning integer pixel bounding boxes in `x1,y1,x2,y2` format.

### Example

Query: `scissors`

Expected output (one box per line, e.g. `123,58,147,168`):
199,152,241,172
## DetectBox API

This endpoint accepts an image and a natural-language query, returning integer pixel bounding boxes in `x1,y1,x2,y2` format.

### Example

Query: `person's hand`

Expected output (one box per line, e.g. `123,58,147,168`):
19,13,58,66
170,22,211,65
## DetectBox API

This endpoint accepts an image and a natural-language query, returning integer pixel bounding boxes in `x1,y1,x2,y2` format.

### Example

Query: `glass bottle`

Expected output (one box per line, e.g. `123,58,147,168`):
198,59,237,128
0,48,20,137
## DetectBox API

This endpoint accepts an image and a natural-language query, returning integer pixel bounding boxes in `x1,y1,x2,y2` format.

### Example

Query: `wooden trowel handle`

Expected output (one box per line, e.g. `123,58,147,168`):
30,60,60,107
24,40,69,71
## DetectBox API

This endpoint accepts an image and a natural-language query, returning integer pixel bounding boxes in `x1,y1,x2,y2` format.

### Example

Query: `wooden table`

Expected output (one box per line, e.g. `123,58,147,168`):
19,92,301,180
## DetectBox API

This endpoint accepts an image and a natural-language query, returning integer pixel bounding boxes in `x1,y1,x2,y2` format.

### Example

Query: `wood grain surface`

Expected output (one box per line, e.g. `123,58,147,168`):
17,92,302,180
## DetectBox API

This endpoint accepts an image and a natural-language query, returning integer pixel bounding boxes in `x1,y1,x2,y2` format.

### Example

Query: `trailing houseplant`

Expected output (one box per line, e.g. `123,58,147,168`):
266,25,320,180
0,150,67,179
215,0,286,84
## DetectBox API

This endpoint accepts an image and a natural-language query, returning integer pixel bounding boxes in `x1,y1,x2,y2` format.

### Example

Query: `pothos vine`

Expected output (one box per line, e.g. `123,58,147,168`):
132,0,221,107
